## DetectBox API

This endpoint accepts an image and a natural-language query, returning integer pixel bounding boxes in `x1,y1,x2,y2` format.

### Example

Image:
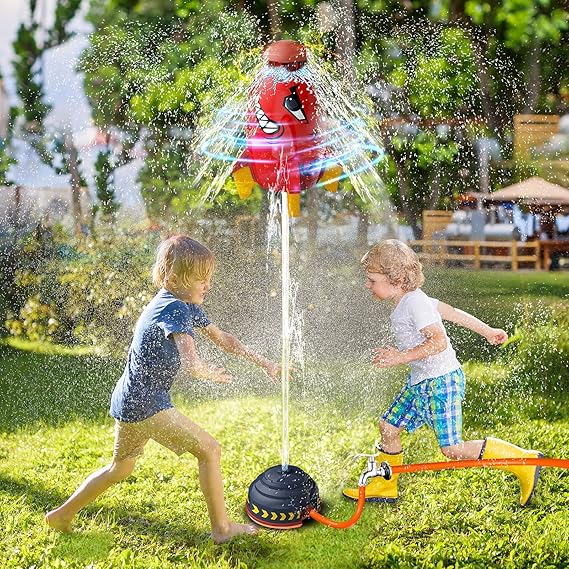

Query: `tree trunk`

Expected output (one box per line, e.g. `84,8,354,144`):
65,133,84,238
470,32,499,137
524,39,541,113
266,0,281,39
392,155,419,237
450,5,500,138
449,0,466,21
13,185,22,228
335,0,356,81
427,169,442,210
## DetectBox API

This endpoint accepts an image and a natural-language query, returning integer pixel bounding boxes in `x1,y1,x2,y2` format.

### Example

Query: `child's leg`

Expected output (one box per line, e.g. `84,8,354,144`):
379,419,404,453
442,438,543,506
427,369,476,459
45,457,137,532
344,420,405,502
477,437,543,506
440,440,484,460
46,419,146,532
343,383,413,503
147,408,257,543
377,378,422,455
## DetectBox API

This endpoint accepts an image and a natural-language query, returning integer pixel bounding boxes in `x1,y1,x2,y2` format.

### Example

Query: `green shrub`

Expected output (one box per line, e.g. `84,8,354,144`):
4,232,159,354
0,223,60,335
501,302,569,394
5,294,60,342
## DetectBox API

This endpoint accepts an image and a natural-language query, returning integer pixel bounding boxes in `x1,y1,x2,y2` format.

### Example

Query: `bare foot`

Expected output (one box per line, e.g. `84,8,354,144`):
45,509,73,533
211,521,259,544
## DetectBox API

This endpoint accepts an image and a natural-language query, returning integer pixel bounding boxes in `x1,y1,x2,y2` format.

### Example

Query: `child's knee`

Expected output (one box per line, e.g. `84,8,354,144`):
108,458,136,481
199,437,221,463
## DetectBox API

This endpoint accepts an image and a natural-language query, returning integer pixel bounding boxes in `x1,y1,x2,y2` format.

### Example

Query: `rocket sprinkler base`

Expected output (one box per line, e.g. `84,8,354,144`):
246,457,391,530
246,455,569,531
246,465,320,529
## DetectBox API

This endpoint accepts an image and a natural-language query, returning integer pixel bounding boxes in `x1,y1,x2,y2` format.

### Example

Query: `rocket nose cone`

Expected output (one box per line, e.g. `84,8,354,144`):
265,40,307,67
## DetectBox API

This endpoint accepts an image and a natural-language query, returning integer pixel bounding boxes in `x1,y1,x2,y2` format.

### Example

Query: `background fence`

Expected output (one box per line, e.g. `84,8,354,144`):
409,239,541,271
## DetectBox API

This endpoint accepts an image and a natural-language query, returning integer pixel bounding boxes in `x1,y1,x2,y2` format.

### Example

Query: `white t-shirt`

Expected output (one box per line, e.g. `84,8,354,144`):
390,289,460,385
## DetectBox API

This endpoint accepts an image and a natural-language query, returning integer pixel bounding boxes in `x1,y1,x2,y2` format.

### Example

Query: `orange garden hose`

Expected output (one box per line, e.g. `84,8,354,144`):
306,457,569,529
308,485,366,528
390,457,569,474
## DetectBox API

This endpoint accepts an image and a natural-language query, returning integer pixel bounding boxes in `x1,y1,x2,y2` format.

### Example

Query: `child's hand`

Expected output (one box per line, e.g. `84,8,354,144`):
485,328,508,345
190,363,232,384
261,360,284,385
373,346,406,368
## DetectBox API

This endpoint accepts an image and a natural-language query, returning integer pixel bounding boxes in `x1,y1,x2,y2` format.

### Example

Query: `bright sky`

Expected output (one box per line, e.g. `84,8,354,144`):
1,1,28,97
1,0,91,122
2,1,61,98
0,0,144,211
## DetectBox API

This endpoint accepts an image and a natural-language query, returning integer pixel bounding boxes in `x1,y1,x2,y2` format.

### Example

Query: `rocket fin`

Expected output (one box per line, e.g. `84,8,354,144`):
319,164,342,193
287,193,301,217
232,165,256,200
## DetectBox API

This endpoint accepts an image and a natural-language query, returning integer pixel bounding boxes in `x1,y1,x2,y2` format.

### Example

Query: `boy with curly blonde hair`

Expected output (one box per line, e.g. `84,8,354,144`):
343,239,543,507
46,235,280,543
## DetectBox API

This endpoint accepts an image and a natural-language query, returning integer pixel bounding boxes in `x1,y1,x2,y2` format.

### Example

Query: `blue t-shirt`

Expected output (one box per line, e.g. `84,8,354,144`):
110,289,211,422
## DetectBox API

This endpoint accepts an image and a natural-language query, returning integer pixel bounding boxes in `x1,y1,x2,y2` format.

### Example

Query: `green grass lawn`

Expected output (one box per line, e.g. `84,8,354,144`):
1,346,568,568
1,268,568,568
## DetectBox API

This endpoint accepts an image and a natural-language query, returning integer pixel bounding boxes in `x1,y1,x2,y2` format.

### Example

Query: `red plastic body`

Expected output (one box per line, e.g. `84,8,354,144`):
232,41,330,199
265,40,307,67
243,79,321,195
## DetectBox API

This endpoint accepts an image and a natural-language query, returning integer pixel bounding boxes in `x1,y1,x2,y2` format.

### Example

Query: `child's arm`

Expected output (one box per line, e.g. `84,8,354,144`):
174,333,232,384
438,302,508,345
199,324,280,384
373,324,448,368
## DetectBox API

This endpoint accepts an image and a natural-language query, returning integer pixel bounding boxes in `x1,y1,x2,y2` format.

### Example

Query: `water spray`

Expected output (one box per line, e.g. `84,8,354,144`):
196,39,389,211
243,40,339,528
241,40,394,530
195,40,569,530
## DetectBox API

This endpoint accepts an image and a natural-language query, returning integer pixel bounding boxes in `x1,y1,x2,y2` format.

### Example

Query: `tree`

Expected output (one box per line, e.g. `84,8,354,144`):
0,75,16,186
12,19,49,132
356,1,568,233
81,0,569,235
82,0,264,222
361,25,478,235
452,0,569,133
94,148,120,223
0,141,16,187
12,0,88,237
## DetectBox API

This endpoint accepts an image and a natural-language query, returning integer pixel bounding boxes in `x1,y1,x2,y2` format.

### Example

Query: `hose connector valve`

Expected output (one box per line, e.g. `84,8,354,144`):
355,454,392,486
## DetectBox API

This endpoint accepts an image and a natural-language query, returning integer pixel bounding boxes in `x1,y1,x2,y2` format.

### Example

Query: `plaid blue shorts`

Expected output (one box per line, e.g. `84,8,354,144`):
382,368,465,448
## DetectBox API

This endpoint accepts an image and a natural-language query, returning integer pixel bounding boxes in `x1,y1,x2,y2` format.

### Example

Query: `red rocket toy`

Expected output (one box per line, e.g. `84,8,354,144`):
231,40,342,217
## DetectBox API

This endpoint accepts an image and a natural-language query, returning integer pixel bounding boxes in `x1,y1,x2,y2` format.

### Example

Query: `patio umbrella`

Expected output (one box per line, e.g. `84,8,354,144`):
483,176,569,212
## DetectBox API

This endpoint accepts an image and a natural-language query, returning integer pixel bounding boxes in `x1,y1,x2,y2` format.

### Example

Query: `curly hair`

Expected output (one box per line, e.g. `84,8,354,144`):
361,239,424,292
152,235,215,290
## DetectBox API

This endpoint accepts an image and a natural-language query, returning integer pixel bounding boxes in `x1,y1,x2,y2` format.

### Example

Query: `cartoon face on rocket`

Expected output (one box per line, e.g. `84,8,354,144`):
250,81,317,143
230,40,343,217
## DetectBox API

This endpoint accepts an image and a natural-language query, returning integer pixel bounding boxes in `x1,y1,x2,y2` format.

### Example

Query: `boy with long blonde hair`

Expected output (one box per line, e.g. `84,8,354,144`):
343,239,543,507
46,235,280,543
